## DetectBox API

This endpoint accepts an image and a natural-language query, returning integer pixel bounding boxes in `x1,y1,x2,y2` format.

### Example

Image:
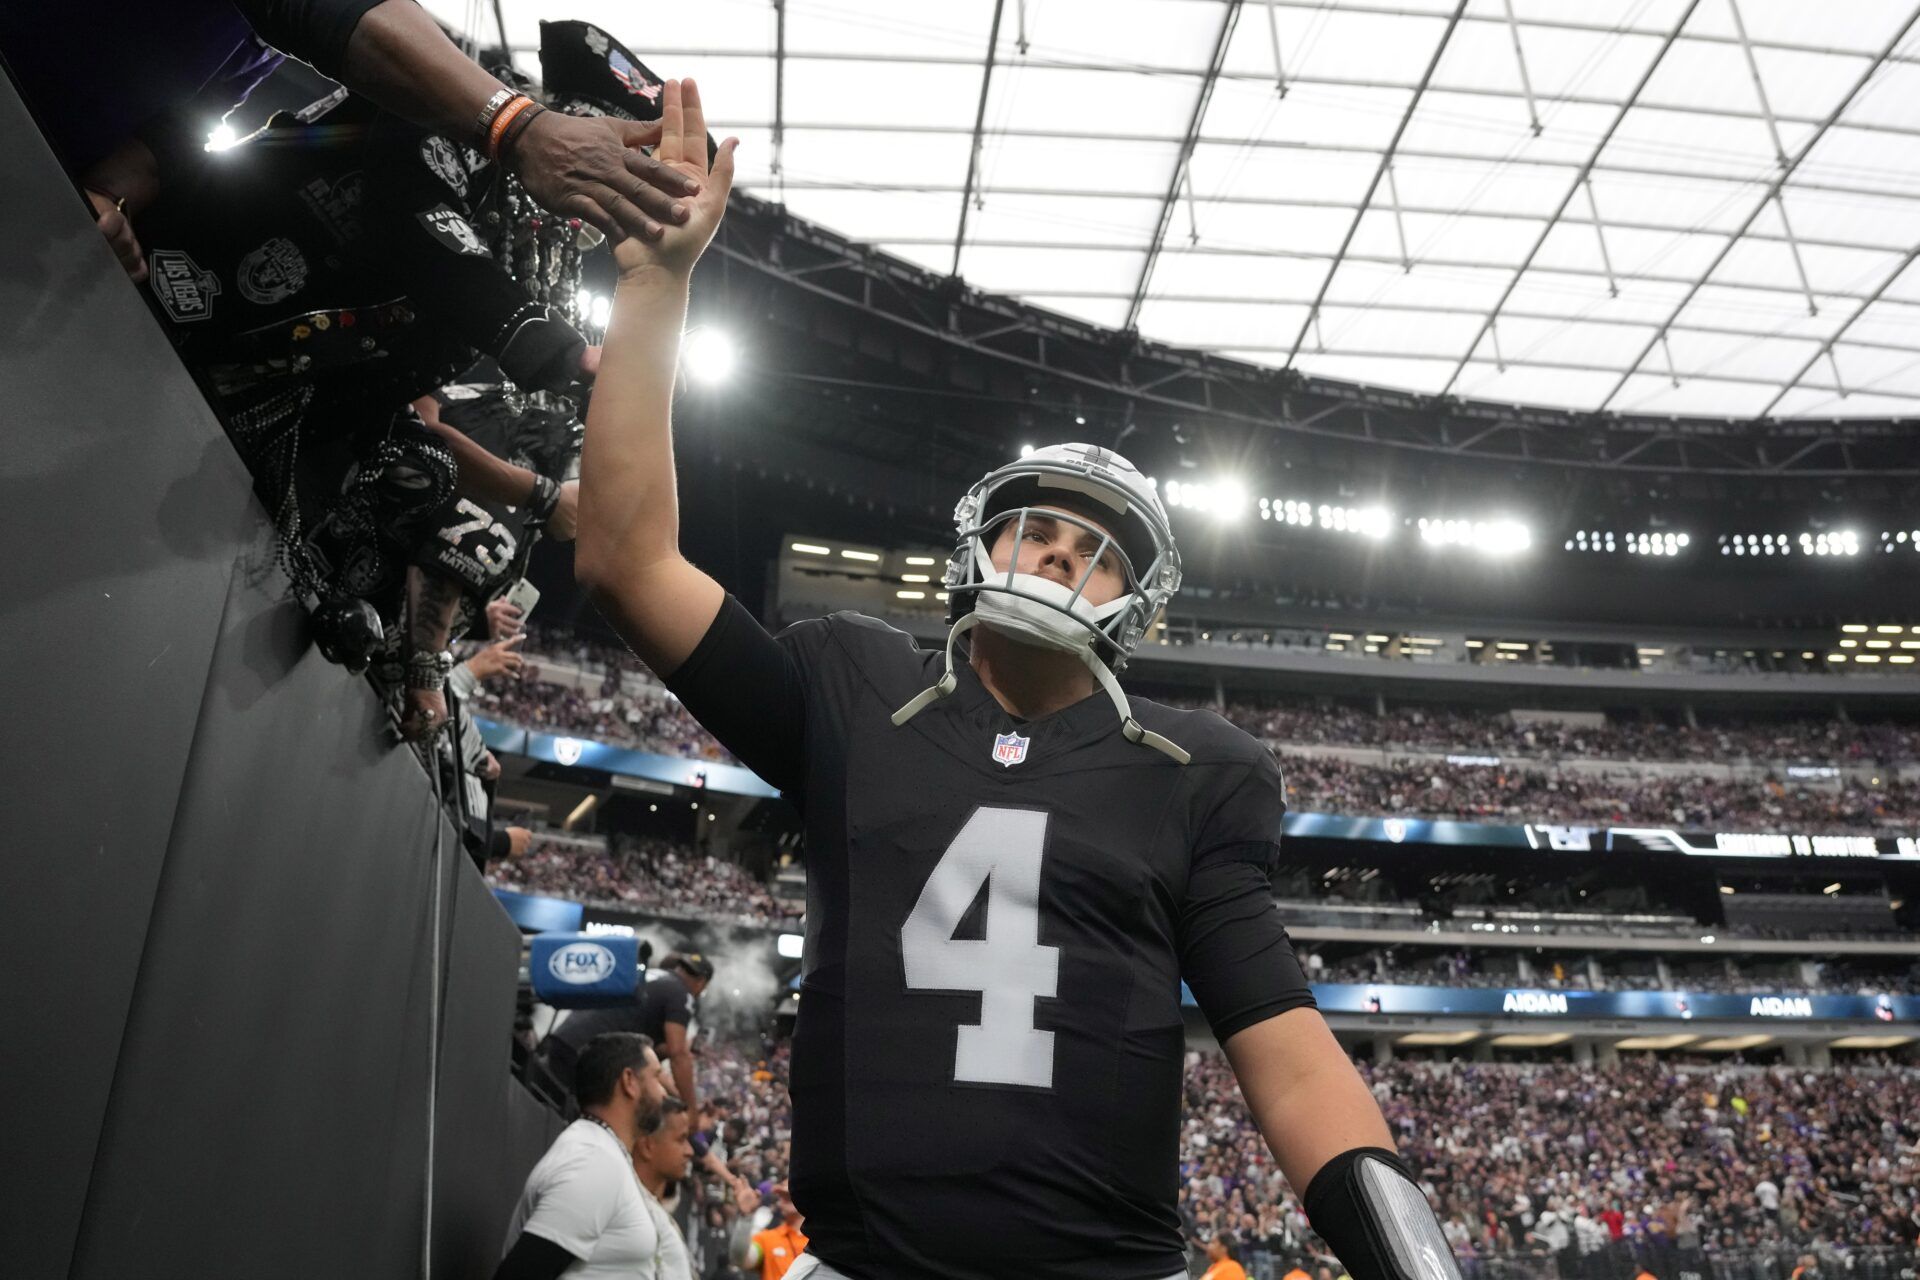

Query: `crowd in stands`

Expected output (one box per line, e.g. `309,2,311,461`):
690,1034,1920,1277
1307,951,1920,998
483,630,1919,836
487,835,799,929
1179,1055,1920,1276
1277,752,1918,836
694,1035,794,1217
475,665,735,764
1220,701,1920,766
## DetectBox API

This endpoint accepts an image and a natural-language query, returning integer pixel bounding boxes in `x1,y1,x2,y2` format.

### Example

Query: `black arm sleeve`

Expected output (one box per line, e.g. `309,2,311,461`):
1303,1147,1462,1280
1178,754,1314,1042
491,1231,579,1280
486,824,513,863
661,595,810,797
235,0,387,78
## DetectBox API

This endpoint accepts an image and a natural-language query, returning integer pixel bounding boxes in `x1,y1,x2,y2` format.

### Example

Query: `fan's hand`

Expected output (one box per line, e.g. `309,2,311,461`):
507,112,700,245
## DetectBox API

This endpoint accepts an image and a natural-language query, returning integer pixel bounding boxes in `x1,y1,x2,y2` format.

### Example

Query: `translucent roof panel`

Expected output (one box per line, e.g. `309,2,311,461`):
447,0,1920,419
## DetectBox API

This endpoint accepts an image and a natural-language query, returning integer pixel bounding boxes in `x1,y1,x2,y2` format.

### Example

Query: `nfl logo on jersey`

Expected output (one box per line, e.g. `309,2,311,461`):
991,731,1030,768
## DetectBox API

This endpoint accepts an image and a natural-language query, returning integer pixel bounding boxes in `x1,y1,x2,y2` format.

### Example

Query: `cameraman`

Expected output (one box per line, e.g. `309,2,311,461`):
544,953,715,1122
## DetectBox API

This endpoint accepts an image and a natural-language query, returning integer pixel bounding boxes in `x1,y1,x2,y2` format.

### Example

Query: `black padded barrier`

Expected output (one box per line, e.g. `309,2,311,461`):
0,63,554,1278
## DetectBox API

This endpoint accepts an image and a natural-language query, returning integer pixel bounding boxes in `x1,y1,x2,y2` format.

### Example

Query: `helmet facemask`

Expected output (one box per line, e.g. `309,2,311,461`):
891,445,1190,764
953,503,1147,663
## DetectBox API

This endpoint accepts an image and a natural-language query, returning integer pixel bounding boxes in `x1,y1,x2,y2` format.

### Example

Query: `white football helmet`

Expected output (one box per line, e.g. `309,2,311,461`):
891,443,1190,763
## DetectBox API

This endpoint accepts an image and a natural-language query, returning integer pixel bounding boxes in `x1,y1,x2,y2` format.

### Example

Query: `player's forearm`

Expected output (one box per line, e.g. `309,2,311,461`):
671,1052,698,1115
407,568,463,656
337,0,507,145
1223,1006,1394,1194
421,418,539,507
578,266,690,588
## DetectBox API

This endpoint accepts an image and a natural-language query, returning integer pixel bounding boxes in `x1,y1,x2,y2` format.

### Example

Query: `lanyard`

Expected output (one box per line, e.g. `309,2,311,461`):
585,1115,675,1280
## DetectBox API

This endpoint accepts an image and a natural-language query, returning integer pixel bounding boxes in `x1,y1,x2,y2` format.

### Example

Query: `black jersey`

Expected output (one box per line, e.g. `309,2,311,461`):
413,375,577,598
136,98,584,408
551,967,699,1051
665,599,1314,1280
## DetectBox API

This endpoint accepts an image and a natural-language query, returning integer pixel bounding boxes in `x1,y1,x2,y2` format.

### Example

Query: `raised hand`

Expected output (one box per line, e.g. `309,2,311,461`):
467,632,526,682
508,113,703,244
611,79,738,280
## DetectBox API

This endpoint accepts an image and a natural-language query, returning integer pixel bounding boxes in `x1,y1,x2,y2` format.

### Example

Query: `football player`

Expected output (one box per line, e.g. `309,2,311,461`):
575,81,1460,1280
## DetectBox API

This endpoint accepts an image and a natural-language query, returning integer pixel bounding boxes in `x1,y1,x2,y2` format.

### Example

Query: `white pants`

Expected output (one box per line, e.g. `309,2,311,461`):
785,1254,1186,1280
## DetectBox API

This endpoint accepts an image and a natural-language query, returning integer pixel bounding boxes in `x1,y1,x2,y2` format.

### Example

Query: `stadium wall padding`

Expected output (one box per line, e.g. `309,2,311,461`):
0,68,553,1278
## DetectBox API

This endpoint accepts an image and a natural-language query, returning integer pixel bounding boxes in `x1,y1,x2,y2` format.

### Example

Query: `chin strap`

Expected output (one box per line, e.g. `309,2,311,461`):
892,613,1190,765
890,613,982,727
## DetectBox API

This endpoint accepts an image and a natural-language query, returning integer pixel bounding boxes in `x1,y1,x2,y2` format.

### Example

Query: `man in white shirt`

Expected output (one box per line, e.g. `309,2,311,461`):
494,1033,669,1280
633,1096,697,1280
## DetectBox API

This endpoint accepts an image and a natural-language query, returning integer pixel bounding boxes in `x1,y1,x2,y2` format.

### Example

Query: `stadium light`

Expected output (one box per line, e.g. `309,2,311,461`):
840,549,881,562
1162,478,1248,521
588,294,612,328
1417,517,1530,555
789,542,830,555
1259,494,1390,539
682,327,737,384
904,555,938,566
1020,444,1036,457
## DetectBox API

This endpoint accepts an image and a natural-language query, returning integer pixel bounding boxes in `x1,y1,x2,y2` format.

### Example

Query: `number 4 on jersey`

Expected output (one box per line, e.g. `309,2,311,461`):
900,807,1061,1089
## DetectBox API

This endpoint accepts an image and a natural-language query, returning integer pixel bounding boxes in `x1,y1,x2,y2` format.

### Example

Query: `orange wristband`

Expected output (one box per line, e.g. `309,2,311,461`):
487,94,535,159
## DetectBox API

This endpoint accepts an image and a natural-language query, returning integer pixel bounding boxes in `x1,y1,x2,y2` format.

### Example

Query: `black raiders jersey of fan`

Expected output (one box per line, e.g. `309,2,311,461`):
134,94,586,408
413,366,580,601
664,599,1314,1280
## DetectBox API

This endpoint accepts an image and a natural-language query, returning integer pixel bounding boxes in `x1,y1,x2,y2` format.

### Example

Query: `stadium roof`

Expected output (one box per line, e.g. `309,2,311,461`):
438,0,1920,421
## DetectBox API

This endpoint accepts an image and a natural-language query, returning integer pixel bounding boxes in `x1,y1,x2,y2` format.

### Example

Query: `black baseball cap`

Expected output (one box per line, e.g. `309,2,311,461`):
539,20,716,163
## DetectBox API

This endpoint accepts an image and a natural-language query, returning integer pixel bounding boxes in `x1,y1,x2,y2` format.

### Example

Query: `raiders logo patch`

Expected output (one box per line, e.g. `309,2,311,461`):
236,237,308,306
417,204,490,257
148,249,221,323
419,135,468,198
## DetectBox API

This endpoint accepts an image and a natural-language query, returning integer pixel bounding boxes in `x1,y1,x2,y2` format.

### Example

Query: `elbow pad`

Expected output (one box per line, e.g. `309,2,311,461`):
1302,1147,1460,1280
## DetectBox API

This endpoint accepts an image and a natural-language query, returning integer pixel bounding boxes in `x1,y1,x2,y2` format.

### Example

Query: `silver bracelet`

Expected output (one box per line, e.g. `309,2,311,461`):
474,87,516,143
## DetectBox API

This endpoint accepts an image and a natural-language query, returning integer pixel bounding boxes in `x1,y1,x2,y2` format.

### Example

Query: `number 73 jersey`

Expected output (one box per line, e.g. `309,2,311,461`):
675,608,1316,1280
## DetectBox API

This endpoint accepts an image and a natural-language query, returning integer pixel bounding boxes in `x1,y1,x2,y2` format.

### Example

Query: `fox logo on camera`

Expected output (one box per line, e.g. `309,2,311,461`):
549,941,618,984
531,932,641,1007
